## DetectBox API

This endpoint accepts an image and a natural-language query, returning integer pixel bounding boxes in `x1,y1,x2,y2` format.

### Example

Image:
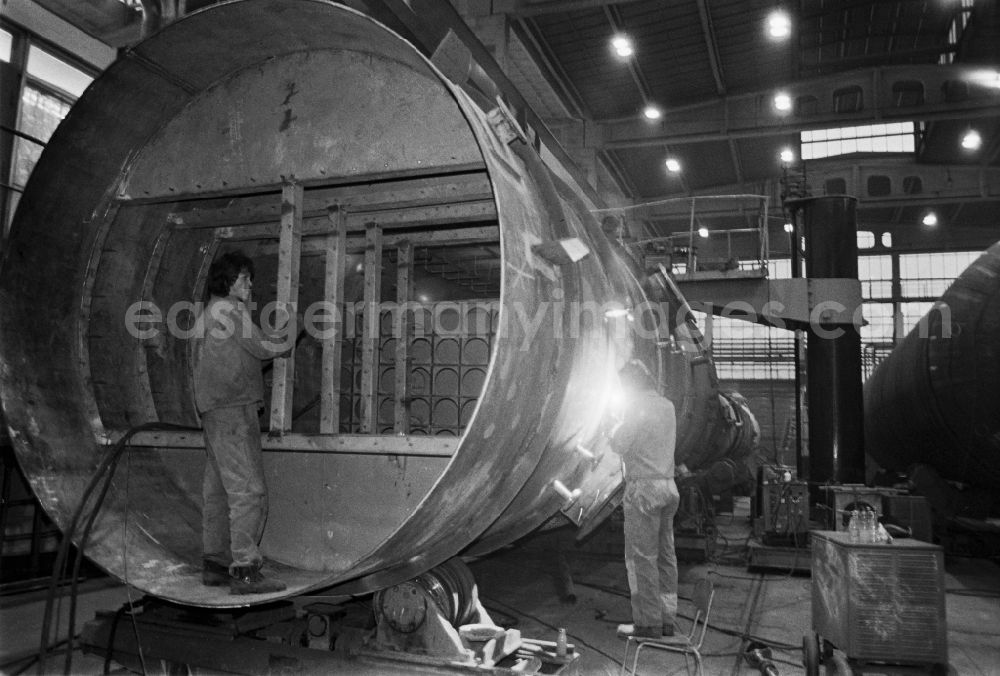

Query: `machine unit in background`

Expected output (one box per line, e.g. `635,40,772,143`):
820,485,887,532
882,494,934,543
753,466,809,546
807,530,947,673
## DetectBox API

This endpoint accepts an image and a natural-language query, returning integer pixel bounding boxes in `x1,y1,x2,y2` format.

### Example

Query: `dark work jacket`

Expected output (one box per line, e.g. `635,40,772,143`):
192,296,289,413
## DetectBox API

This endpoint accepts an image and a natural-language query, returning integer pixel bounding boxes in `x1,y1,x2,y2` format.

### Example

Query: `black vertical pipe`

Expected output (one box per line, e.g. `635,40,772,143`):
788,209,806,480
799,196,866,485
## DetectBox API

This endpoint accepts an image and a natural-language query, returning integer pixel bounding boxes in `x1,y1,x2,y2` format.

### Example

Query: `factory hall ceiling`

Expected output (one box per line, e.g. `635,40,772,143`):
21,0,1000,247
470,0,1000,245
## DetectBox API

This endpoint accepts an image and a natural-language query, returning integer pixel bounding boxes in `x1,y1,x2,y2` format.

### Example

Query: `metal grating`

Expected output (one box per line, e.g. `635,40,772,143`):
340,302,498,436
812,531,947,669
850,551,946,663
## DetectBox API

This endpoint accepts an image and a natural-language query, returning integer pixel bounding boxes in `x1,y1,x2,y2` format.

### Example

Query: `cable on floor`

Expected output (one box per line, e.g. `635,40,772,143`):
549,563,802,653
36,421,199,676
481,594,622,669
0,637,70,674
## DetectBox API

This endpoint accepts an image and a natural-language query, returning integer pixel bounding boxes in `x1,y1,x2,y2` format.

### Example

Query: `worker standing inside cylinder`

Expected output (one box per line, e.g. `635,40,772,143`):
609,359,679,638
193,251,291,595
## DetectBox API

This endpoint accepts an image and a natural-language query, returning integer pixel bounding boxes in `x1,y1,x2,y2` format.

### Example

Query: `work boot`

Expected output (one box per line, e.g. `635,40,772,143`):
202,557,230,586
229,564,287,595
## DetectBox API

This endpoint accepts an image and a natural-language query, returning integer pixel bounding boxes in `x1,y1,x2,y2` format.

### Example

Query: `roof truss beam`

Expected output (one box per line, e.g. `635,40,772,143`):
591,64,1000,149
491,0,649,18
641,163,1000,220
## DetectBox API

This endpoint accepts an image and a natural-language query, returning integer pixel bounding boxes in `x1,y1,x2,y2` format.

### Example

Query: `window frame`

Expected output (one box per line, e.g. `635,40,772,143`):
1,20,99,237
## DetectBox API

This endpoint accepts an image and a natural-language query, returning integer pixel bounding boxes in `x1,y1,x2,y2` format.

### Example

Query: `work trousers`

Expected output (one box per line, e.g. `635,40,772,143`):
623,477,680,629
201,404,267,570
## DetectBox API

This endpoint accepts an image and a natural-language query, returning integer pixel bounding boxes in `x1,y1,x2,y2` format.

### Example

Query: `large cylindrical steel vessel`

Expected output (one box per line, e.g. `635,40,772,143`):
0,0,751,607
864,241,1000,492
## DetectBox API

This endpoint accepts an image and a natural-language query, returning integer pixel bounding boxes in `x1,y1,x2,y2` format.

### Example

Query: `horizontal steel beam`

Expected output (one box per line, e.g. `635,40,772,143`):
208,201,498,242
251,225,501,254
123,163,489,205
165,171,494,229
806,161,1000,207
591,65,1000,149
640,163,1000,220
109,430,457,457
490,0,648,17
679,278,864,329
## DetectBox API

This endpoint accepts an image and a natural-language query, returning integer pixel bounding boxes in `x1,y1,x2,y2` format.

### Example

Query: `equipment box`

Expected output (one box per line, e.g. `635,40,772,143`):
810,530,947,667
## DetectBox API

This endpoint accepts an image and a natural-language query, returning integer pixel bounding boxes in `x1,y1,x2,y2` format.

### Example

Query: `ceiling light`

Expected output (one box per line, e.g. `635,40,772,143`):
773,92,792,112
698,227,709,238
780,148,795,163
922,212,938,227
611,35,634,58
643,105,662,120
783,222,794,233
767,11,791,39
961,129,982,150
968,69,1000,89
665,157,681,173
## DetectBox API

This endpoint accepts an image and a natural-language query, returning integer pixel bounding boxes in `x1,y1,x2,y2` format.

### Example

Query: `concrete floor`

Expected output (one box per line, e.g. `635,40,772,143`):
2,498,999,675
468,516,1000,676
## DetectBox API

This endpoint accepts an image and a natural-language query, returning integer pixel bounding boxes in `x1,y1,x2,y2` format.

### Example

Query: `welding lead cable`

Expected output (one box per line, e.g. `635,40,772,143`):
65,422,200,675
731,574,766,676
37,422,198,675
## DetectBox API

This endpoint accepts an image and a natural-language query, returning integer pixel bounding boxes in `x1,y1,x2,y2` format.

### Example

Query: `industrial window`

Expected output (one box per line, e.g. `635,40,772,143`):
902,176,923,195
898,250,981,298
866,175,891,197
860,302,894,343
25,45,92,97
0,28,12,63
800,122,916,160
833,85,863,113
767,257,792,279
824,178,847,195
899,301,934,336
795,95,818,116
738,257,790,277
11,87,72,187
891,80,924,107
860,302,894,380
694,312,795,380
862,343,894,381
858,257,894,376
857,231,875,249
5,45,94,230
940,0,975,65
858,255,892,299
